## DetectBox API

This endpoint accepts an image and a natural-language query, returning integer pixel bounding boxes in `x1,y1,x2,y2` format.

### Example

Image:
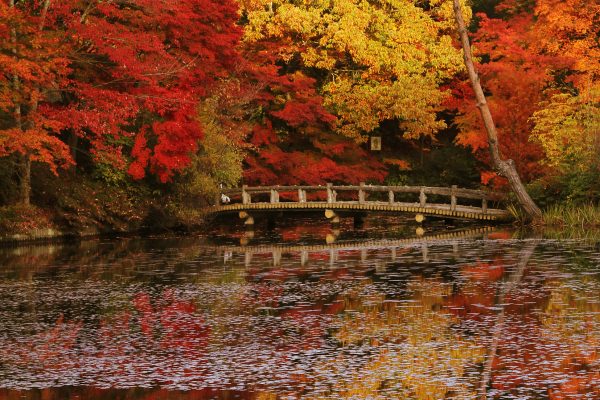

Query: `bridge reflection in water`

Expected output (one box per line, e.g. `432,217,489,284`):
211,226,497,268
1,227,599,399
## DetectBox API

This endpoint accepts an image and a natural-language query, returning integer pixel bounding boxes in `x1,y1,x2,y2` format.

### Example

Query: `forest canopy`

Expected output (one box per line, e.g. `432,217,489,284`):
0,0,598,214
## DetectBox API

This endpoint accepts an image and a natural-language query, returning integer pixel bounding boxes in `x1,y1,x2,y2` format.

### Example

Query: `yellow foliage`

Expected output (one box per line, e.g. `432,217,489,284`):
240,0,471,141
312,276,484,399
531,86,600,172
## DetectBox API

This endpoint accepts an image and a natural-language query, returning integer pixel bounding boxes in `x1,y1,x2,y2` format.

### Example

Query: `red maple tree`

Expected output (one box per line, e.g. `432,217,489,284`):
447,7,567,186
1,0,243,205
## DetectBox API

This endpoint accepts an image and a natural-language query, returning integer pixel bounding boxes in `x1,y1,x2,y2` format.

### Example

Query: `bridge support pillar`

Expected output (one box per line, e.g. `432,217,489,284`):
300,251,308,266
325,209,340,226
326,228,340,244
415,213,426,236
240,230,254,246
239,211,255,226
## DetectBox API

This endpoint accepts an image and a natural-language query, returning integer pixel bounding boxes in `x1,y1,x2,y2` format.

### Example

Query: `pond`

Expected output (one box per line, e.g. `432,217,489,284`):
0,216,599,399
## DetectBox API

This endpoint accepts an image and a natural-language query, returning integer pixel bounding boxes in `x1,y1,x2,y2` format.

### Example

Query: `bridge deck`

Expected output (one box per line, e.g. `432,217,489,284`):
209,201,509,221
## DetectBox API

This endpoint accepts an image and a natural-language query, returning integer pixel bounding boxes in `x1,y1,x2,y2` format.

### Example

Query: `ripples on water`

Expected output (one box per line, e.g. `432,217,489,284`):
0,216,598,399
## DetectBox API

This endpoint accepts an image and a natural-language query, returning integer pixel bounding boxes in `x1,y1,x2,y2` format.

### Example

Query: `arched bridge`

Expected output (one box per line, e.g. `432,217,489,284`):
206,184,511,224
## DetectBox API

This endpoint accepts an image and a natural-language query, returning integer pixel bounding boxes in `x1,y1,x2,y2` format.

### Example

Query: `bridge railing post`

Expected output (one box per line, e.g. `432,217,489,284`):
242,185,251,204
388,190,394,204
482,198,488,214
270,188,279,203
327,183,335,203
359,182,365,203
419,186,427,207
450,185,457,211
298,188,306,203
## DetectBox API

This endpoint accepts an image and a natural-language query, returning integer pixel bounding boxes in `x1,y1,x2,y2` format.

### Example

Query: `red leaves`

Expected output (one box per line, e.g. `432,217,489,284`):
241,43,385,186
2,0,388,188
245,144,386,186
1,0,243,183
129,132,152,180
67,0,243,181
0,2,72,173
448,6,564,183
0,127,73,174
250,121,277,147
149,113,203,183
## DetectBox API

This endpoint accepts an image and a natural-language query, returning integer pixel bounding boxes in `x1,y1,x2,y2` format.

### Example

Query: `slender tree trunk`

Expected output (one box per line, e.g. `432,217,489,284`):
9,0,52,206
68,132,78,168
80,1,97,23
9,0,20,132
18,156,31,207
452,0,542,221
8,0,31,206
38,0,51,31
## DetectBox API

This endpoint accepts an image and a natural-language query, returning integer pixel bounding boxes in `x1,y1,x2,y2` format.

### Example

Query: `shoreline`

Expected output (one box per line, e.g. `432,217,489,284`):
0,223,208,248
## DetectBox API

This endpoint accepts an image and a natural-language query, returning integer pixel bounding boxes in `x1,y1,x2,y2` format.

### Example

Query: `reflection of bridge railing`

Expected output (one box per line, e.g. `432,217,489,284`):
210,226,497,266
208,184,510,221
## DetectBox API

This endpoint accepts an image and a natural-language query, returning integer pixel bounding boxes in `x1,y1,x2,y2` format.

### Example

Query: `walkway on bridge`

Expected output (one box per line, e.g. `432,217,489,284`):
206,184,511,223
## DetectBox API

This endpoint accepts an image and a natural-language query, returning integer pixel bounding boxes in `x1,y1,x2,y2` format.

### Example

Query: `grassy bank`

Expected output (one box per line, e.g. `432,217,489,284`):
0,169,210,241
542,203,600,228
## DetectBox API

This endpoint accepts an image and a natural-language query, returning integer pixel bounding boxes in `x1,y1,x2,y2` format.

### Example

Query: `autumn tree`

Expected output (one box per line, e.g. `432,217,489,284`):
529,0,600,199
452,0,542,219
0,0,73,205
238,0,470,185
532,0,599,91
448,8,564,184
1,0,243,205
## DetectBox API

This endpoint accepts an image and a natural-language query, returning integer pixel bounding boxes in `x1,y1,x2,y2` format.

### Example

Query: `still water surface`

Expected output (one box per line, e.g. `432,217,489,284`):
0,217,599,399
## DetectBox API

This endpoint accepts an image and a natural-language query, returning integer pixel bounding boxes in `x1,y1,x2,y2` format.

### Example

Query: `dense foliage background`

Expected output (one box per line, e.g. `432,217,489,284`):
0,0,598,232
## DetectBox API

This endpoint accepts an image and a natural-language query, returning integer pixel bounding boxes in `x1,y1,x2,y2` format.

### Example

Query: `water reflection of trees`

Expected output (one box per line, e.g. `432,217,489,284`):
0,237,599,399
320,277,486,399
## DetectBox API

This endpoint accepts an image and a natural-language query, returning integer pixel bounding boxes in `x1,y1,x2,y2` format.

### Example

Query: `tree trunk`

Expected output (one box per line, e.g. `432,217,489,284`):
9,0,52,206
18,155,31,206
8,0,31,207
68,132,79,167
38,0,51,31
478,240,538,398
452,0,542,221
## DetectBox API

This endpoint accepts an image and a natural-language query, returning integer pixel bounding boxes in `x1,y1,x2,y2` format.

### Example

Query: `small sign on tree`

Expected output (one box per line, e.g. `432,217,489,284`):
370,136,381,151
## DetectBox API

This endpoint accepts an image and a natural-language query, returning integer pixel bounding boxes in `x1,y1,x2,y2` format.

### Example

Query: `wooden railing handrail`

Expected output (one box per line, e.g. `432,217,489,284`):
221,184,505,201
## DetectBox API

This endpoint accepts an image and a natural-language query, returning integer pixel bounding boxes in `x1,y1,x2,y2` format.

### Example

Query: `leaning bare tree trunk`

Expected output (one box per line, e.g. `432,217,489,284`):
452,0,542,221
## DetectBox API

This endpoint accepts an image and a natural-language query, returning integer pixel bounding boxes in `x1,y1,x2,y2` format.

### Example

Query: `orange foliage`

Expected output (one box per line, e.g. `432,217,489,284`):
449,9,567,183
